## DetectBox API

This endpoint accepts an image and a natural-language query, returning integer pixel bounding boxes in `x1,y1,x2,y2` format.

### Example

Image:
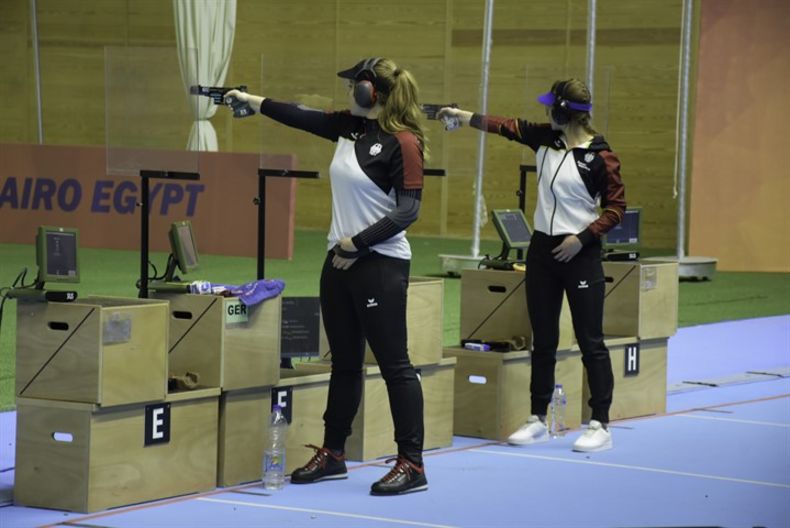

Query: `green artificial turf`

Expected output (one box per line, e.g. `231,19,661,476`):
1,231,788,410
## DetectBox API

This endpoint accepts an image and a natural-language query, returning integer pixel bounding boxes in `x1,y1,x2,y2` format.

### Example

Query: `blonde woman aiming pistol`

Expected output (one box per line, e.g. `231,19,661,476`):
225,57,428,495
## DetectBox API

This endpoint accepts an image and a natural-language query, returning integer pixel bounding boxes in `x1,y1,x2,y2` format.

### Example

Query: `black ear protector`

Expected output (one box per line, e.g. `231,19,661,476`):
551,81,573,126
353,57,383,109
550,79,593,126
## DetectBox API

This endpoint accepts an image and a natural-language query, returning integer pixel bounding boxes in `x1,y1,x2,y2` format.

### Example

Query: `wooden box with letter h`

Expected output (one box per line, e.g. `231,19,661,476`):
444,347,583,440
460,269,575,351
15,296,169,407
582,336,668,422
14,388,219,512
603,260,679,339
152,293,282,390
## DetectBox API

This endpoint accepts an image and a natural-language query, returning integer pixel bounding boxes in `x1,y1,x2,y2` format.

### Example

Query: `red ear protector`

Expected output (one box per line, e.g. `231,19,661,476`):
353,57,383,109
550,80,593,126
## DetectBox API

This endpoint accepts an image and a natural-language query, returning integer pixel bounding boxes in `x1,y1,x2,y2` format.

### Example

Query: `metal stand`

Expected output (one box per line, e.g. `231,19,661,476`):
516,164,536,261
256,168,319,280
138,170,200,298
439,164,534,276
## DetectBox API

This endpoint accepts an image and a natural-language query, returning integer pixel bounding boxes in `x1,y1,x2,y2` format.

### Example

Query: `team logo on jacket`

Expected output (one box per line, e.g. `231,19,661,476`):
366,298,379,308
369,143,383,156
584,152,595,163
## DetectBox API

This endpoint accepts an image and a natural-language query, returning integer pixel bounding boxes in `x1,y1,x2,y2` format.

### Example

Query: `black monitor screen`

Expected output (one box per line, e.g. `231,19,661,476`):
46,232,78,279
36,226,80,284
169,220,199,275
177,223,198,268
491,209,532,250
606,208,641,245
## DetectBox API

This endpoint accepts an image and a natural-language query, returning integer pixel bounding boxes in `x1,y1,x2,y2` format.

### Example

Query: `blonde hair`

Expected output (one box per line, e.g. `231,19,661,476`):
560,78,597,136
373,58,429,158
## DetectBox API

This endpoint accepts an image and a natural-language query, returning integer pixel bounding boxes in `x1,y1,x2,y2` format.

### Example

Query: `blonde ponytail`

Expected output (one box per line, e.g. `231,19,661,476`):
374,59,429,159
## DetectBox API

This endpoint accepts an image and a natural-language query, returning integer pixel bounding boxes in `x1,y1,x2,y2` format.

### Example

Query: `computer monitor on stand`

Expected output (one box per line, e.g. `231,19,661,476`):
479,209,533,270
604,208,641,261
36,226,80,287
492,209,532,258
163,220,200,282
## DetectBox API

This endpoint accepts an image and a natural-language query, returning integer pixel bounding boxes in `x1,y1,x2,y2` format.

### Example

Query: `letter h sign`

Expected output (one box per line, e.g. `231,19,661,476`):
624,343,640,377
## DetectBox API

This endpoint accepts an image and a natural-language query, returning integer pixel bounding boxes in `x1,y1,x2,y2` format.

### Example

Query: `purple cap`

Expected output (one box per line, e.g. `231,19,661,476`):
537,91,556,106
537,90,592,112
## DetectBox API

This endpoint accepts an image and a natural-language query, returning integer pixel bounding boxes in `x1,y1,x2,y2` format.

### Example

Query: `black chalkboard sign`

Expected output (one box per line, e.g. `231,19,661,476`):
280,296,321,360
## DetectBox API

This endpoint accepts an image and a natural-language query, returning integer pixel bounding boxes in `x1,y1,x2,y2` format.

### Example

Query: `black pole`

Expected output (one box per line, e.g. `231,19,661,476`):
137,170,199,298
139,174,150,298
256,168,320,281
517,165,535,261
257,171,266,280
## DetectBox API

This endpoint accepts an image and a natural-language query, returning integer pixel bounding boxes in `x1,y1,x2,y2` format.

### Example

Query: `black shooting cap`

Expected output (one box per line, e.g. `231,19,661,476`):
337,57,380,81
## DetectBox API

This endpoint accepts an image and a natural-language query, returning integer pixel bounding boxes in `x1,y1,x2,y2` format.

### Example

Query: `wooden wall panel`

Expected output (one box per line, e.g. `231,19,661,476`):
1,0,688,250
688,0,790,272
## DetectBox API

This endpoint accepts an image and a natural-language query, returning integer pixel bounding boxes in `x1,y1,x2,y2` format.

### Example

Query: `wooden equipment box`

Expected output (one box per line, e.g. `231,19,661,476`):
319,277,445,367
217,387,271,487
153,293,282,390
582,336,668,422
444,346,583,441
15,296,168,407
366,276,444,366
460,269,575,351
14,388,219,512
298,358,456,461
603,261,679,339
273,367,332,474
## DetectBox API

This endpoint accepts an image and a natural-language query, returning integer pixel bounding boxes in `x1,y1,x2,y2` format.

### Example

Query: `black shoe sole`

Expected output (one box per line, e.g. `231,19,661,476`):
290,472,348,485
370,483,428,496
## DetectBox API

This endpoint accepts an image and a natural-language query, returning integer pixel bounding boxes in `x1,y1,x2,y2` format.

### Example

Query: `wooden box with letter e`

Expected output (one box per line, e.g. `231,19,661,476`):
460,269,575,351
217,387,271,486
152,293,281,391
603,260,679,339
444,346,583,441
297,358,456,461
14,388,219,512
581,336,668,422
15,296,169,407
273,366,332,474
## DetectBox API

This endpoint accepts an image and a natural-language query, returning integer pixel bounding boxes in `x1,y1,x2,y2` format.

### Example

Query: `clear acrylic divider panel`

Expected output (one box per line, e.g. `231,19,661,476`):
105,46,200,177
258,54,338,236
258,54,335,174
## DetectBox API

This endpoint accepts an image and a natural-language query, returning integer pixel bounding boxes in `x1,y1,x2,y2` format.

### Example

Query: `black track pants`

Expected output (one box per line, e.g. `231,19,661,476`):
319,251,424,464
526,232,614,424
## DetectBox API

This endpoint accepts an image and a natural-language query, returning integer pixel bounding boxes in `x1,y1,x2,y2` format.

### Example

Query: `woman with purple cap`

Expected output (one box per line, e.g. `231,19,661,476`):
438,78,626,452
224,58,428,495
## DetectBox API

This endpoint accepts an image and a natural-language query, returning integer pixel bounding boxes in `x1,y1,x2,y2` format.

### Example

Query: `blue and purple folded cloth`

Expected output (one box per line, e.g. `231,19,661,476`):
189,279,285,306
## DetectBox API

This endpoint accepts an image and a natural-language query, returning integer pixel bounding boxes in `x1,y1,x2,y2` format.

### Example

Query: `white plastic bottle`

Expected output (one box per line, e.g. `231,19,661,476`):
549,384,567,438
262,405,288,490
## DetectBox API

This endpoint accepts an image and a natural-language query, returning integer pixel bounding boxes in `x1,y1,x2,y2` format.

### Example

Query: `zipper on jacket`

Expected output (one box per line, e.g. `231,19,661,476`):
548,150,571,236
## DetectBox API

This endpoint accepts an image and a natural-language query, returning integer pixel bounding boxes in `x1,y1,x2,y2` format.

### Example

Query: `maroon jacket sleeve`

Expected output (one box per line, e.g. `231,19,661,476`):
391,131,424,190
469,114,558,152
577,150,627,245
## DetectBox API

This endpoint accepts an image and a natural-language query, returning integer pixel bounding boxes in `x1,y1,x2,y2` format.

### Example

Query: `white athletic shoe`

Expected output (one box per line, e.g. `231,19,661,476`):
507,415,549,445
572,420,613,452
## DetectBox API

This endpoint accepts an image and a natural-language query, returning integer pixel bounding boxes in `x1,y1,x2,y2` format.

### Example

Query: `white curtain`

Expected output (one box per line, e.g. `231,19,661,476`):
173,0,237,151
